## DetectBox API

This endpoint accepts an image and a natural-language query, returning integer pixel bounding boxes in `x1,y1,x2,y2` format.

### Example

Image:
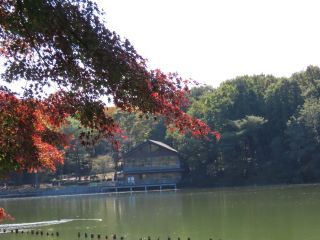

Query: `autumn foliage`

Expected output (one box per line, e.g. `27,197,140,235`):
0,91,67,175
0,208,14,222
0,0,220,176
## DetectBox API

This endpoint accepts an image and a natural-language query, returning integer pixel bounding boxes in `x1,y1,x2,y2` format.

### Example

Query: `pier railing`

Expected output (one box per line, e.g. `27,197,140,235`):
0,180,178,198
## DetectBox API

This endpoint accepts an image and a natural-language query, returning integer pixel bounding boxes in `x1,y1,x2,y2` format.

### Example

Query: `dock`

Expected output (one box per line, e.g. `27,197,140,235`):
101,183,177,193
0,182,178,199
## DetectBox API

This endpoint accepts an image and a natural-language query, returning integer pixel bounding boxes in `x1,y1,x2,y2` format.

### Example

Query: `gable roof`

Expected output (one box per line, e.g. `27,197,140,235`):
123,139,178,158
148,139,178,153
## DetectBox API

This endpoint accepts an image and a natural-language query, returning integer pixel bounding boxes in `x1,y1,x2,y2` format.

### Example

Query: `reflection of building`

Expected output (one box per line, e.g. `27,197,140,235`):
121,140,183,185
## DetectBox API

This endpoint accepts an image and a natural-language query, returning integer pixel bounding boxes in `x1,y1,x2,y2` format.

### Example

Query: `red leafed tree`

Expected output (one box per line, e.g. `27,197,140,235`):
0,91,67,176
0,0,220,220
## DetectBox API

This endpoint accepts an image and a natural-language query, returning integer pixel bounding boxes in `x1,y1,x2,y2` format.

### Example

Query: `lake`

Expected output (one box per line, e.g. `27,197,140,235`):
1,184,320,240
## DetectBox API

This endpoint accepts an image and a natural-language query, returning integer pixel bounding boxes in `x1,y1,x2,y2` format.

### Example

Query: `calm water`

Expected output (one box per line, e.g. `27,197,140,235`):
1,185,320,240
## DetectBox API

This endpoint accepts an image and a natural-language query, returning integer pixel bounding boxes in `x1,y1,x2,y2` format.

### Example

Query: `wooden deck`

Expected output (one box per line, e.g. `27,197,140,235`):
101,183,177,193
0,182,178,199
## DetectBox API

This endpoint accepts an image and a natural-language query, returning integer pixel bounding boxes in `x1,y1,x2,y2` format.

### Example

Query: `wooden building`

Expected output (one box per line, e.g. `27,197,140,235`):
120,140,182,185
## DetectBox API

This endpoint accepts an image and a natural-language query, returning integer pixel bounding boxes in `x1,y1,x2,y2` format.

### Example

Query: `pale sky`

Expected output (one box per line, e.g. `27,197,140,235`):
95,0,320,87
1,0,320,91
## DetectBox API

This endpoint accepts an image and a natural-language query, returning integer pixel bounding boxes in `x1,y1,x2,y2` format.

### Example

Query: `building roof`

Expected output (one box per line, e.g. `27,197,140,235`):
147,139,178,153
123,139,178,158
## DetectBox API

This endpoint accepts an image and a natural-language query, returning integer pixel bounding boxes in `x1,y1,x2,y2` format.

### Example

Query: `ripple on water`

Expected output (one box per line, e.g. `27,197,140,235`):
0,218,102,232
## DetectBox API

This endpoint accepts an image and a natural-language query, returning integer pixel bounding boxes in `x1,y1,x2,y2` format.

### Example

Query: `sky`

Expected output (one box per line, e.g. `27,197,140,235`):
95,0,320,87
1,0,320,91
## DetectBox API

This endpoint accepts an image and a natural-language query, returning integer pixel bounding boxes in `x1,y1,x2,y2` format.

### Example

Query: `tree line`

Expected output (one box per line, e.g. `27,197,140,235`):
108,66,320,187
8,66,320,187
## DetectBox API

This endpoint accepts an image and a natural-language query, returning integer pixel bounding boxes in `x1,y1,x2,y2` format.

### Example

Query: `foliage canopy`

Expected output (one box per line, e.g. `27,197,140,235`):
0,0,219,175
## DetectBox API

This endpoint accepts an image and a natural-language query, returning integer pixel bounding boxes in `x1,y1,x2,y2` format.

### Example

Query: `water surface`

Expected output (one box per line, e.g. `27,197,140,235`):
0,185,320,240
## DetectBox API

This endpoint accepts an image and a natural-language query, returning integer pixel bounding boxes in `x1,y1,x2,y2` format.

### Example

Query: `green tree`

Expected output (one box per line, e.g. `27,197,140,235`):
60,119,92,178
287,98,320,182
264,78,302,135
218,116,267,184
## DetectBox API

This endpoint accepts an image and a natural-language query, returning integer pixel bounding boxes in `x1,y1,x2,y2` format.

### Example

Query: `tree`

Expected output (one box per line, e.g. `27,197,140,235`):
172,74,304,186
61,119,92,178
286,98,320,182
0,92,66,176
264,78,302,135
219,116,267,183
292,65,320,99
112,109,166,151
0,0,219,174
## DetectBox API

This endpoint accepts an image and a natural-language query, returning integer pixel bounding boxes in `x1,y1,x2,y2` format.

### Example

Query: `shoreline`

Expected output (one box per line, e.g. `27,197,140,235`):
0,182,178,199
1,182,320,200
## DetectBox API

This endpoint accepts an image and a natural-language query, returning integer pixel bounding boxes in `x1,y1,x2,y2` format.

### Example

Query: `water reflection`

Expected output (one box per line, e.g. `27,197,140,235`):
0,218,102,231
0,186,320,240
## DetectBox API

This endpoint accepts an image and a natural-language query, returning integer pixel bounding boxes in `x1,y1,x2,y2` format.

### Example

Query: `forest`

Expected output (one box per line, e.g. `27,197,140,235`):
114,65,320,186
177,65,320,186
13,65,320,187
